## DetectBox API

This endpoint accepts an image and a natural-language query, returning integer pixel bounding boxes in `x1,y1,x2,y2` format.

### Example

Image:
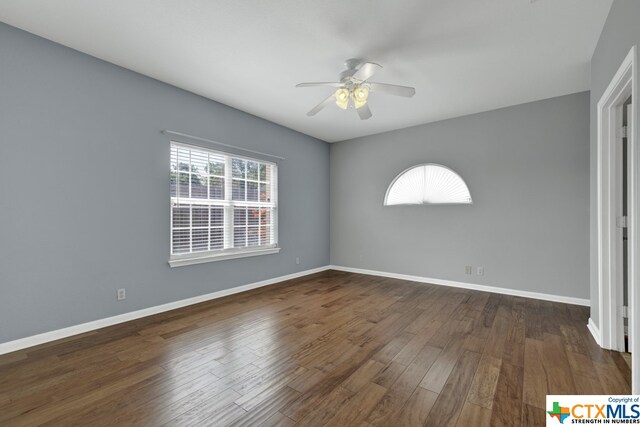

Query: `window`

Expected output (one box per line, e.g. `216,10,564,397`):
169,142,279,266
384,163,472,205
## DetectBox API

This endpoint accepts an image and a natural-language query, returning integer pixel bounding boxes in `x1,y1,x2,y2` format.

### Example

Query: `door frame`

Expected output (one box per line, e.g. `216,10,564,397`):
597,45,638,393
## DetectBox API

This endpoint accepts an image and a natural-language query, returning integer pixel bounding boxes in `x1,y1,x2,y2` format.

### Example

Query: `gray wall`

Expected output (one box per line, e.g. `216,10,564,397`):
0,22,330,343
331,92,590,299
589,0,640,328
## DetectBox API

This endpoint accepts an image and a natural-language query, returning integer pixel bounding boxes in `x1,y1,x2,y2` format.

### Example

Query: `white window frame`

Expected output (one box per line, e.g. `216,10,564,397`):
383,163,473,206
169,142,280,267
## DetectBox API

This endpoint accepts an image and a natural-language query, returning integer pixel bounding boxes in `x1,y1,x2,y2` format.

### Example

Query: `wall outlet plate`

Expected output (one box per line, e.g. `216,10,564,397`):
477,266,484,276
117,288,126,301
295,257,300,265
465,266,472,275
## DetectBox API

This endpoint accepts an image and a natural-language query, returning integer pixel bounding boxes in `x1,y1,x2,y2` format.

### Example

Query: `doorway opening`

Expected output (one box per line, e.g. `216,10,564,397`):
596,45,637,393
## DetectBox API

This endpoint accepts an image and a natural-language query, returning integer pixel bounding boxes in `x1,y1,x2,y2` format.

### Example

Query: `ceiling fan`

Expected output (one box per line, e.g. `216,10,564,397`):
296,58,416,120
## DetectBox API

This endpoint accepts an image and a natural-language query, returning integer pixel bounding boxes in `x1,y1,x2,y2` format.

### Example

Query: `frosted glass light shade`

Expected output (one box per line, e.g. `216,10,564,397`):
384,164,472,205
353,87,369,109
335,88,349,109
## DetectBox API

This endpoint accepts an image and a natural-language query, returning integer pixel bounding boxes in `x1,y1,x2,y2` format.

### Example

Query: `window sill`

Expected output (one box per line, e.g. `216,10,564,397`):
168,247,281,268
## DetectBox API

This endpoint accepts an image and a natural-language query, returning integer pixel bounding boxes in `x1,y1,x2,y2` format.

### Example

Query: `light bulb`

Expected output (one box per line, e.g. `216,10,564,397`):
353,87,369,109
335,88,349,110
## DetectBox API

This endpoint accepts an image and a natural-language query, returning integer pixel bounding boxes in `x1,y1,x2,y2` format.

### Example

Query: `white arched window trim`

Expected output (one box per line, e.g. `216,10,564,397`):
384,163,473,206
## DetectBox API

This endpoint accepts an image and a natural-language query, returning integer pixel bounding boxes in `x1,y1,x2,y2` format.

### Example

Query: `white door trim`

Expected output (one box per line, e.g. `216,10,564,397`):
596,45,638,393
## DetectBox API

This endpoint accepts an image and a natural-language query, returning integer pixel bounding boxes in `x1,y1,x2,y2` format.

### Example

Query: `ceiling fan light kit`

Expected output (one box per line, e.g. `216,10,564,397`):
353,87,369,109
296,58,416,120
335,88,350,109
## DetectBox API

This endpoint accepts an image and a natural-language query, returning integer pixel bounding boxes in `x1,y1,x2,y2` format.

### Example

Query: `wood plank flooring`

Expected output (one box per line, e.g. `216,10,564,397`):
0,270,631,426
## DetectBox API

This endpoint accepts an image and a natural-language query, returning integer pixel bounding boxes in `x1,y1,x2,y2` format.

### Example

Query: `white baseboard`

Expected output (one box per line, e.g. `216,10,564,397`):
329,265,591,306
0,264,592,356
0,266,330,356
587,317,602,346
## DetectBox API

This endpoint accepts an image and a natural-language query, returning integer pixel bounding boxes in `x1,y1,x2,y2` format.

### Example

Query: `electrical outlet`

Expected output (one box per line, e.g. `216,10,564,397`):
477,266,484,276
117,288,126,301
465,266,472,275
295,257,300,265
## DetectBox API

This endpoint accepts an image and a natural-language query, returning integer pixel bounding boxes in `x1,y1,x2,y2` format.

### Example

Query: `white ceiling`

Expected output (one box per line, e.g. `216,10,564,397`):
0,0,612,142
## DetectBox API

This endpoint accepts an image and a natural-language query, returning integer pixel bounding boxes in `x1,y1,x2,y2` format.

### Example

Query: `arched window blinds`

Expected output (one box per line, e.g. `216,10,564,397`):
384,164,472,205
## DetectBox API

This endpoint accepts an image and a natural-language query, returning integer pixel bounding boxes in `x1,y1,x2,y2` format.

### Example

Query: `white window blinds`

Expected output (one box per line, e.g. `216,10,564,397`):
170,142,278,261
384,164,472,205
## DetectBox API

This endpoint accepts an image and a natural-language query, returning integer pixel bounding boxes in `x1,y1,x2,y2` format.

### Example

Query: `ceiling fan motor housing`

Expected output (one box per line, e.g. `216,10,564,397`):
344,58,363,70
340,58,366,83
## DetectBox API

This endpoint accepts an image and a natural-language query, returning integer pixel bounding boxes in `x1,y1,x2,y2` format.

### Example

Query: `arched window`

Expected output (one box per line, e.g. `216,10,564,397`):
384,164,472,205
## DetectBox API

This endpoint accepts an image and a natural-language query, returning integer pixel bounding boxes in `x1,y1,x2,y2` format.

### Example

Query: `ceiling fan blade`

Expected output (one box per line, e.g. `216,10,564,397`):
356,103,372,120
351,62,382,82
296,82,344,88
368,82,416,97
307,94,335,116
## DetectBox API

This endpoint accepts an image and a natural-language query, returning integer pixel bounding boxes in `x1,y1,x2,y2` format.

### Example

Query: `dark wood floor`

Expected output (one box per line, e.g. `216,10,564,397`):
0,270,631,426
